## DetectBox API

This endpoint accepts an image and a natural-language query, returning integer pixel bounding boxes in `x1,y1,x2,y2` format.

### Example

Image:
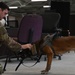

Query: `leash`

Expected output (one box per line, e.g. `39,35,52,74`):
21,53,43,68
15,53,42,71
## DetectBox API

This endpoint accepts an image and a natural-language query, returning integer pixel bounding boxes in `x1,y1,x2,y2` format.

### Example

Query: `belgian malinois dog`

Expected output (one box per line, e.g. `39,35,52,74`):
35,34,75,74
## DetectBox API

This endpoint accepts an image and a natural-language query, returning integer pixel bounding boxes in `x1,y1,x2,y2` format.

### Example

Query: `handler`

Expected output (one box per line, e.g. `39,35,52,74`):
0,2,33,74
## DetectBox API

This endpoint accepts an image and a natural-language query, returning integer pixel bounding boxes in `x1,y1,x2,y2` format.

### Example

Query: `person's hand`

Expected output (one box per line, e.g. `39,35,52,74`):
21,44,33,49
25,44,33,49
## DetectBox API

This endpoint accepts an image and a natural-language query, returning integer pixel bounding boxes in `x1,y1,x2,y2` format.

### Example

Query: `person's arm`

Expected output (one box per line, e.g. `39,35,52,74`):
0,22,32,52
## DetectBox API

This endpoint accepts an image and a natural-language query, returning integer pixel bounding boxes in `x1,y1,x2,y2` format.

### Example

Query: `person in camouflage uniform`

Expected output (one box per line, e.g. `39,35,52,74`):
0,2,32,74
0,2,32,52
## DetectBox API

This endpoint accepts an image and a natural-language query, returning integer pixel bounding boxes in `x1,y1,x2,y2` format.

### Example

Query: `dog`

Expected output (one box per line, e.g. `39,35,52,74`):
34,34,75,74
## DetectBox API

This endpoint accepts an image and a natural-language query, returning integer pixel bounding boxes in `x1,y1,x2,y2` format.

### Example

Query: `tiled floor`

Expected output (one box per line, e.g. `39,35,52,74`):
0,51,75,75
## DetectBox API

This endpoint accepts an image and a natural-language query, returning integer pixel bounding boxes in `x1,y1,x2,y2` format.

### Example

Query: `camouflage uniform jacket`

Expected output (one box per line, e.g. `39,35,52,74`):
0,22,21,52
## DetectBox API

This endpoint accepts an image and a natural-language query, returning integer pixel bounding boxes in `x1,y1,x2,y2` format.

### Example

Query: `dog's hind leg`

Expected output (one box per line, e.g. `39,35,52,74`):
41,45,54,74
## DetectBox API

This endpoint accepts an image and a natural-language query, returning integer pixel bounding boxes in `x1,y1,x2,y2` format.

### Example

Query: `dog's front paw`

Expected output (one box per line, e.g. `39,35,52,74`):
41,70,48,74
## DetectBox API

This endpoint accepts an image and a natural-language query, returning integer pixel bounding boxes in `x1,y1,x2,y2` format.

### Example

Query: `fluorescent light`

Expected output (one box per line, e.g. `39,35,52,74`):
43,5,51,8
9,6,18,9
31,0,47,2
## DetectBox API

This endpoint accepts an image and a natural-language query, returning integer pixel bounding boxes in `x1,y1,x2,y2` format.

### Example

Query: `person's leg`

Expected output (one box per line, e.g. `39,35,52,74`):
0,64,3,74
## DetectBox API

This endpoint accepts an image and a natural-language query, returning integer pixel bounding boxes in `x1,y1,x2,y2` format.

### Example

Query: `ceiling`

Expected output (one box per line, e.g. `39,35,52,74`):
1,0,75,15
